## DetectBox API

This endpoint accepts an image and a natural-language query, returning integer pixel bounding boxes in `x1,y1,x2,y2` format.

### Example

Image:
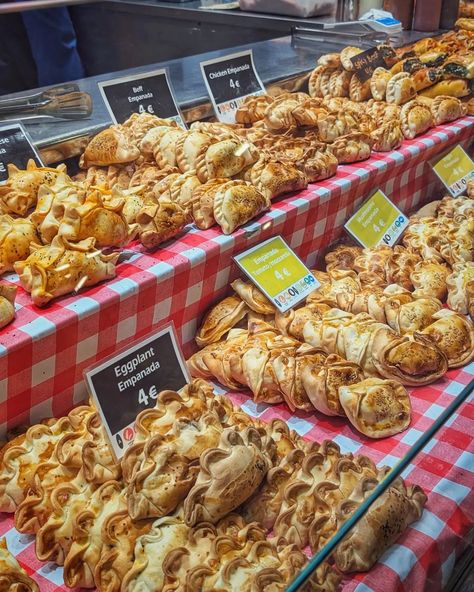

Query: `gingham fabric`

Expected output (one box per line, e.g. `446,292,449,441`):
0,116,472,437
0,367,472,591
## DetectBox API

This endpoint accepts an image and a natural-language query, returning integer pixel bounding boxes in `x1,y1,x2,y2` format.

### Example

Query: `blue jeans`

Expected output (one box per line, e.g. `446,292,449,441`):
21,7,85,86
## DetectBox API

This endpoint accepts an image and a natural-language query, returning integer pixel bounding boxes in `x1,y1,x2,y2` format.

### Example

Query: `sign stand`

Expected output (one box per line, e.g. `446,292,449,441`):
0,123,42,183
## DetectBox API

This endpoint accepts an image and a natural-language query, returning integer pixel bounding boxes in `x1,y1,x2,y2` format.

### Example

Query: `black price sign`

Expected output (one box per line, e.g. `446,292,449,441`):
350,47,387,82
0,123,42,183
84,324,190,459
200,50,266,123
98,68,185,127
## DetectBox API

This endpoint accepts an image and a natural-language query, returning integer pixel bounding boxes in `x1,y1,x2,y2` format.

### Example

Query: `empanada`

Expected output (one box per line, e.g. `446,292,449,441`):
386,72,416,105
80,128,140,168
338,378,411,438
183,427,271,525
328,69,352,97
0,283,16,330
14,236,119,307
0,160,66,216
400,100,434,139
58,189,136,248
175,131,215,173
153,128,187,169
419,79,470,98
213,180,269,234
235,94,274,124
249,155,308,201
349,74,371,102
137,199,190,249
443,52,474,79
196,295,249,347
308,65,326,98
422,309,474,367
370,120,403,152
318,112,359,143
0,215,38,273
0,538,39,592
191,178,227,230
340,46,363,71
411,67,444,91
139,125,176,159
447,261,474,318
430,95,467,124
198,139,258,182
410,259,450,301
231,278,274,314
331,132,372,164
370,67,392,100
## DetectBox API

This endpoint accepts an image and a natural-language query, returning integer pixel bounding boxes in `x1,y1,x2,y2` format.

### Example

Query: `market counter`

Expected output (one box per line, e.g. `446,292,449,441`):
1,114,472,435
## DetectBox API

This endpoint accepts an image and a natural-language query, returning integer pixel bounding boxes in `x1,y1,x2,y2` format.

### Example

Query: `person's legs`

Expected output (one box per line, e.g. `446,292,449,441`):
21,7,85,86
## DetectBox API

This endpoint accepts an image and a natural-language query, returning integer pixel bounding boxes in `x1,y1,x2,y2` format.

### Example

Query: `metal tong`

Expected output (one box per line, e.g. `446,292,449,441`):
0,84,93,119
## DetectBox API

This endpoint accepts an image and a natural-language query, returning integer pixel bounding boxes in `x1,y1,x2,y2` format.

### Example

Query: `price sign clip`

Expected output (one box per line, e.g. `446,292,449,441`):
431,144,474,197
234,235,319,313
84,323,190,460
344,189,408,249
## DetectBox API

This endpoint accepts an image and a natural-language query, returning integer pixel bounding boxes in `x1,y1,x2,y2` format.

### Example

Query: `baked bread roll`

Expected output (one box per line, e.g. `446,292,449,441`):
338,378,411,438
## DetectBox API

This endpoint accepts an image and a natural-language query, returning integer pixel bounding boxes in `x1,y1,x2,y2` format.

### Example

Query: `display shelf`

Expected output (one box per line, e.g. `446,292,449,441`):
0,115,472,436
0,368,472,591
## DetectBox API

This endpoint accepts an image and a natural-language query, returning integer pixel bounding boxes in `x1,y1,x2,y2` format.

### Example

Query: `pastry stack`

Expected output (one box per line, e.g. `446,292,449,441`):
189,193,474,437
0,378,427,591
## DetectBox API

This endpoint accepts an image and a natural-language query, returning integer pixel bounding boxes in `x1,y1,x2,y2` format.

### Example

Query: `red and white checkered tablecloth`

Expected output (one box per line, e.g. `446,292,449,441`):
1,366,473,592
0,116,472,438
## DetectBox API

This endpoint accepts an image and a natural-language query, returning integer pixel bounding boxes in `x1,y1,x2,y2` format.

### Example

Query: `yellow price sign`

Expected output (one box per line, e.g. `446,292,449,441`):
234,236,319,312
345,189,408,248
432,144,474,197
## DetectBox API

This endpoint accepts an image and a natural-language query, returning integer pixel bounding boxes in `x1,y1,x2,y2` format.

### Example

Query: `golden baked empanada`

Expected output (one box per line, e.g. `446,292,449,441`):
308,65,326,98
137,199,190,249
231,278,274,314
0,283,16,330
430,95,467,124
318,112,359,143
14,236,119,307
139,125,176,159
339,378,411,438
319,66,337,97
0,215,38,273
175,131,215,173
422,309,474,368
0,160,66,216
302,149,338,183
58,189,135,248
191,178,227,230
196,295,248,347
328,69,352,98
325,245,362,272
331,132,372,164
400,100,434,139
386,72,416,105
0,538,39,592
410,259,450,301
447,261,474,318
235,94,274,124
249,155,307,201
370,67,392,100
183,427,270,525
197,139,258,182
349,74,371,102
340,46,363,71
420,79,470,98
80,128,140,168
317,53,342,68
213,180,269,235
153,128,187,169
370,120,403,152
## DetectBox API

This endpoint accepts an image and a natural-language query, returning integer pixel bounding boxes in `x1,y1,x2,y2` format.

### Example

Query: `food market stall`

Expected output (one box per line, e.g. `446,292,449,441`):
0,20,473,592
